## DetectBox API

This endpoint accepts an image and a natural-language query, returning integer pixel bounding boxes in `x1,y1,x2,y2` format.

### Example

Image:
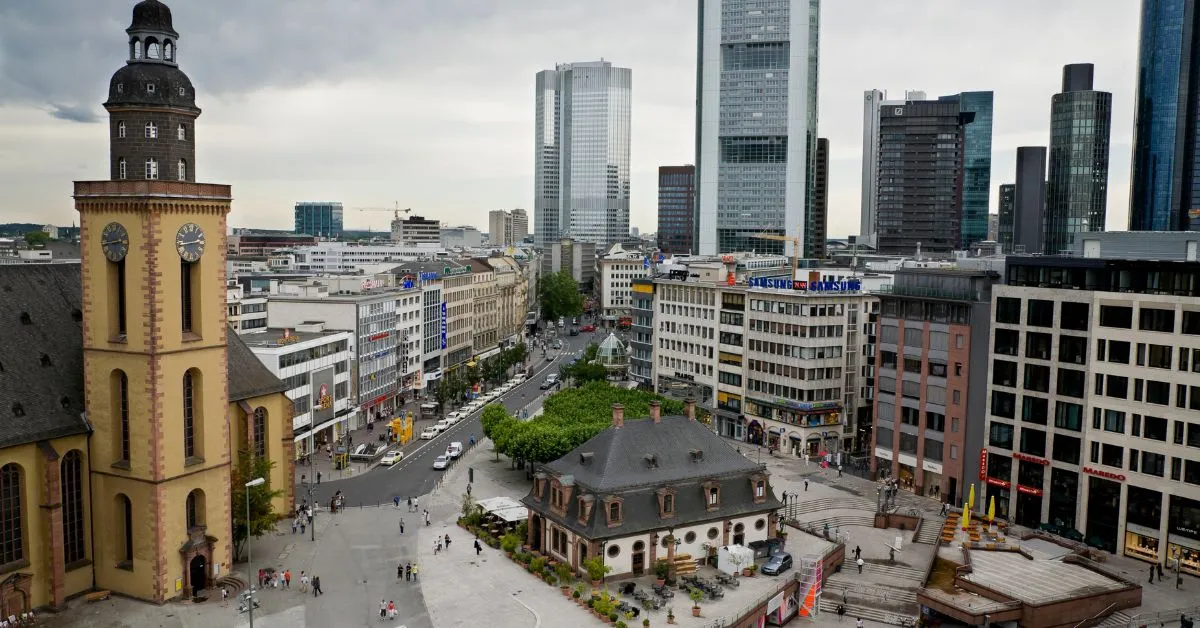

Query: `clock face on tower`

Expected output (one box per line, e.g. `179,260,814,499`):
175,223,206,262
100,222,129,262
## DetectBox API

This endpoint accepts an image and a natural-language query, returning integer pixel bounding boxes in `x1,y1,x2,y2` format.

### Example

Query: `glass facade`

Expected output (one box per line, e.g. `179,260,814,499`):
533,61,632,248
294,202,344,239
657,166,695,254
940,92,994,248
998,183,1015,252
1130,0,1200,232
696,0,819,256
1044,69,1112,255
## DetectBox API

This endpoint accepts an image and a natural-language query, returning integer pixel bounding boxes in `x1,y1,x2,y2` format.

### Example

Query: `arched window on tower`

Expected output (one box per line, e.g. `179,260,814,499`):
61,451,85,564
163,40,174,61
145,158,158,180
145,122,157,139
185,489,206,530
131,39,142,60
146,41,160,60
0,464,24,566
118,158,127,180
182,369,202,460
118,122,126,139
253,407,267,458
177,159,187,181
177,124,186,141
115,494,133,567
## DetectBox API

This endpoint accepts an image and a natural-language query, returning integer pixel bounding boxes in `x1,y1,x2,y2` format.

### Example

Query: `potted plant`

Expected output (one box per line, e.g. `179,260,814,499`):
689,587,704,617
643,618,651,628
744,563,758,577
500,533,520,557
582,556,611,588
653,559,670,586
609,612,619,624
728,551,746,578
666,607,675,625
556,562,573,593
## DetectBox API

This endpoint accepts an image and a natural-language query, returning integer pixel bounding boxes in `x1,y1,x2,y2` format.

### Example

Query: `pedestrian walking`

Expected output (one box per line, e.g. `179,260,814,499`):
838,464,843,478
1158,563,1165,579
284,569,291,588
445,533,451,549
394,496,400,508
474,539,482,555
413,498,419,513
405,562,412,581
380,599,388,620
291,519,297,534
854,546,861,560
412,564,419,581
317,471,322,485
388,600,397,619
399,518,405,534
221,587,229,604
425,509,431,526
1150,565,1156,583
435,538,441,554
312,576,323,596
836,604,845,621
300,518,307,535
856,619,864,628
804,479,809,491
300,572,309,592
466,483,472,497
856,558,864,574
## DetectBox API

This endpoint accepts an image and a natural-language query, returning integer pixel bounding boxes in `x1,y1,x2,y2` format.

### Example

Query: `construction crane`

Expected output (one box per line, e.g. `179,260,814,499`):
351,202,413,221
751,229,802,280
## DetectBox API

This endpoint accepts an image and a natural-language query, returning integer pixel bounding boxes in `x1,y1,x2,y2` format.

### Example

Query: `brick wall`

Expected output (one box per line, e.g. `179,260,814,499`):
108,108,197,182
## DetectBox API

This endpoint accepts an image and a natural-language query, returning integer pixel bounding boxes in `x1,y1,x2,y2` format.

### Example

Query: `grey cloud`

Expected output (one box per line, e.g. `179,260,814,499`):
48,103,99,123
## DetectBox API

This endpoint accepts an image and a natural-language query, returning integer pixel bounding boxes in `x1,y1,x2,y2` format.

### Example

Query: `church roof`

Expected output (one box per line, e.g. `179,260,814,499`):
129,0,178,37
0,263,287,449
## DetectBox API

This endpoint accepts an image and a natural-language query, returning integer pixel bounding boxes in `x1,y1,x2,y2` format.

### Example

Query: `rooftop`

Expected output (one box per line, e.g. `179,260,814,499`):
241,327,350,349
962,550,1127,605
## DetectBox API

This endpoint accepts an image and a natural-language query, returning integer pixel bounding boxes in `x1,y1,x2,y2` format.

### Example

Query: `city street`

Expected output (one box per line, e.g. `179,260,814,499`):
300,326,600,507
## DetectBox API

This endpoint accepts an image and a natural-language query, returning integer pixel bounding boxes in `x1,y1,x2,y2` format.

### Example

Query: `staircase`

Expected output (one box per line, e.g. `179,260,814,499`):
672,553,696,576
818,598,917,626
1093,610,1132,628
823,579,919,604
788,495,876,516
796,514,878,530
861,560,927,581
214,574,248,596
913,518,944,545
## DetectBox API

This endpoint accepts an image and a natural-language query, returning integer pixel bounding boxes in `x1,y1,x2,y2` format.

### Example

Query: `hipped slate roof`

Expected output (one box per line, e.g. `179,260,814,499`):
0,263,287,449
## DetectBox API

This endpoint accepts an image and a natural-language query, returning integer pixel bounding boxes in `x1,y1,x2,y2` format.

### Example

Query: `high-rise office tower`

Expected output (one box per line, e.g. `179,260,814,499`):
810,138,829,258
1044,64,1112,254
533,61,632,248
939,92,994,247
511,208,529,242
860,89,886,247
489,210,511,246
1013,146,1048,254
695,0,820,258
1129,0,1200,231
874,95,973,254
657,165,696,254
294,201,343,239
998,184,1015,252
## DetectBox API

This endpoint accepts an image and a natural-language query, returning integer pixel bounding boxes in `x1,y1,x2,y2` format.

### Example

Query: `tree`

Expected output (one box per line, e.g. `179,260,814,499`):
23,231,49,247
231,452,283,562
538,270,584,322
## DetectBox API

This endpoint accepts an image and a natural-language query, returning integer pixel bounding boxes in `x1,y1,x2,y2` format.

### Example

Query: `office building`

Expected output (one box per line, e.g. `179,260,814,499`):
598,246,650,319
534,61,632,248
511,209,529,243
540,238,597,291
227,279,267,333
1129,0,1200,232
630,277,655,385
939,92,994,248
440,225,483,249
294,201,344,239
695,0,820,256
810,138,829,258
988,213,999,243
391,215,440,246
861,90,887,247
1044,64,1112,254
985,245,1200,571
228,231,317,256
488,210,529,247
1013,146,1048,254
998,184,1016,253
874,96,973,255
872,269,998,504
657,165,696,254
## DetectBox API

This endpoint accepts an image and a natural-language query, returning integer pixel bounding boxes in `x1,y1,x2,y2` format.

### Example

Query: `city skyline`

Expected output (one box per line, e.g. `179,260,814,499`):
1,1,1138,238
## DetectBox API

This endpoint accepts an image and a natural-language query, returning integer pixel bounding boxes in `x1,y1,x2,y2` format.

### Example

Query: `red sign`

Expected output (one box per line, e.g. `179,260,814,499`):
1011,452,1050,466
1016,484,1043,496
369,331,391,341
1083,467,1126,482
979,449,988,480
985,477,1011,489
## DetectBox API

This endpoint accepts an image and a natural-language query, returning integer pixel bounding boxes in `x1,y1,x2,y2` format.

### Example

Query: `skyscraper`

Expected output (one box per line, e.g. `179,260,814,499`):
810,138,829,258
1129,0,1200,231
874,96,973,255
998,184,1015,252
939,91,994,247
1013,146,1048,254
695,0,820,257
1044,64,1112,254
533,61,632,248
294,201,343,239
511,208,529,242
657,165,696,254
860,89,886,247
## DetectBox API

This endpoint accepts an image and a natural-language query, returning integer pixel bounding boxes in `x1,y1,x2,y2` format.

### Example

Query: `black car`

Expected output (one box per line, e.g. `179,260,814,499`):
569,328,580,336
759,551,792,576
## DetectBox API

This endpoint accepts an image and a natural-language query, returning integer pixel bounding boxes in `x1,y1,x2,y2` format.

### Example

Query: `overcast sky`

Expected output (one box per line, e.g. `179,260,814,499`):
0,1,1139,237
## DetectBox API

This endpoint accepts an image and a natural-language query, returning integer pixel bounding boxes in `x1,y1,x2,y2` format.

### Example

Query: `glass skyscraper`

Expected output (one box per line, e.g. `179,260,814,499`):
1129,0,1200,231
533,61,632,248
1044,64,1112,255
294,201,344,239
694,0,820,257
657,165,696,254
940,91,994,247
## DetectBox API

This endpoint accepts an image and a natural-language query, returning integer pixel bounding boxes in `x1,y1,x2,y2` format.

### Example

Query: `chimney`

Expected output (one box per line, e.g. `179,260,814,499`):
649,400,662,423
685,398,696,421
612,403,625,429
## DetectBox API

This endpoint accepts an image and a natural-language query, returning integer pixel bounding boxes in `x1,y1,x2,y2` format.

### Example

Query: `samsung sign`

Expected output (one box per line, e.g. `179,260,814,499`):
748,278,863,293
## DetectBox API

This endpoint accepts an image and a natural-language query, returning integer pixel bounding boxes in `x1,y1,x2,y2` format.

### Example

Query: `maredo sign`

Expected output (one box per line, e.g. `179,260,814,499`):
978,449,988,480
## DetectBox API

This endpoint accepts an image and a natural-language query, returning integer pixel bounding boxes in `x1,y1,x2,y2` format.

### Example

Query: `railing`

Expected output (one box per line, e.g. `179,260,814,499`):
1072,602,1117,628
1127,604,1200,628
699,575,800,627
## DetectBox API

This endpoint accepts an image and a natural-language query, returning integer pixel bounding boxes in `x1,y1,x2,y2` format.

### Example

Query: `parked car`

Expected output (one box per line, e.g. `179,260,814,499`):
380,451,404,466
569,328,580,336
760,551,793,576
444,412,461,425
432,455,450,470
434,419,450,432
581,324,595,332
419,427,438,440
446,442,463,459
552,339,563,349
540,374,559,390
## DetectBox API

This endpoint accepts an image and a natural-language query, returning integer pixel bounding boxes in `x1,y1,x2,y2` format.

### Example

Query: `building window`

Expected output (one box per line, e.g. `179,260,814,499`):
253,407,267,458
663,493,674,515
116,494,133,566
146,83,155,94
185,489,205,530
177,159,186,181
145,157,158,180
61,451,85,564
608,501,621,524
118,122,126,138
708,486,720,506
113,259,127,337
114,369,130,462
145,122,157,139
0,464,22,566
684,531,697,544
177,124,186,141
183,369,198,459
755,480,765,498
180,260,194,333
118,157,127,180
607,544,620,558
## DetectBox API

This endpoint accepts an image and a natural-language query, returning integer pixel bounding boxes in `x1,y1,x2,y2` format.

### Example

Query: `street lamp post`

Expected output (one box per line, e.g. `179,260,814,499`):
244,477,265,628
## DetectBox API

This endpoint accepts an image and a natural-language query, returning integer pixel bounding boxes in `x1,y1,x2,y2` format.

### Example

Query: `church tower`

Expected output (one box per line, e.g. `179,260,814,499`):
75,0,233,602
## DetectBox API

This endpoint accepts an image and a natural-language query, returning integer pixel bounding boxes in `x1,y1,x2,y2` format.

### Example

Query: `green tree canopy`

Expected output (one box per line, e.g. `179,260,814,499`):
482,382,684,465
23,231,49,247
538,270,584,322
231,452,283,562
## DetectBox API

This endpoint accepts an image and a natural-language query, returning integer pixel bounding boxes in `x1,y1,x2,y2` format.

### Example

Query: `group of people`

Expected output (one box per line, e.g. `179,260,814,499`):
378,599,399,620
253,568,322,595
291,501,314,535
397,562,420,581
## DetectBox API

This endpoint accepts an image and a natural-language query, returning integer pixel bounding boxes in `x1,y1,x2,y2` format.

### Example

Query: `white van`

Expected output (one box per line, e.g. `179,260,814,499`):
446,442,464,459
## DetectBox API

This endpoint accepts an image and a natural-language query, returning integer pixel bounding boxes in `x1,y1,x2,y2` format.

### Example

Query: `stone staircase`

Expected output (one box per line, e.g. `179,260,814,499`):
818,597,917,626
1093,610,1132,628
787,495,875,516
913,517,944,545
823,578,919,604
214,574,249,596
794,513,878,530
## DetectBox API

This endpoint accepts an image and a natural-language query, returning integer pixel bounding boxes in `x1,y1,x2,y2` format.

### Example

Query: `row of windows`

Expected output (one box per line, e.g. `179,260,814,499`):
116,121,186,141
116,157,187,181
0,456,86,567
747,339,843,359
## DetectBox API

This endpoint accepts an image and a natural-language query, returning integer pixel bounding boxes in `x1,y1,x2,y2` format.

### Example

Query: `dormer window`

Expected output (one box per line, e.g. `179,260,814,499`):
664,493,674,514
603,496,624,527
178,87,186,97
750,473,768,504
709,488,719,505
755,481,765,498
657,486,678,519
702,480,721,511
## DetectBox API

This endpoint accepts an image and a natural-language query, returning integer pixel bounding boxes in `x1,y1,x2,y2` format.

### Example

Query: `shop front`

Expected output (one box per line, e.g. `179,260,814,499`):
896,453,916,491
1168,495,1200,576
744,397,843,456
874,447,894,480
1124,525,1161,563
921,460,943,500
984,479,1012,521
1123,485,1163,563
